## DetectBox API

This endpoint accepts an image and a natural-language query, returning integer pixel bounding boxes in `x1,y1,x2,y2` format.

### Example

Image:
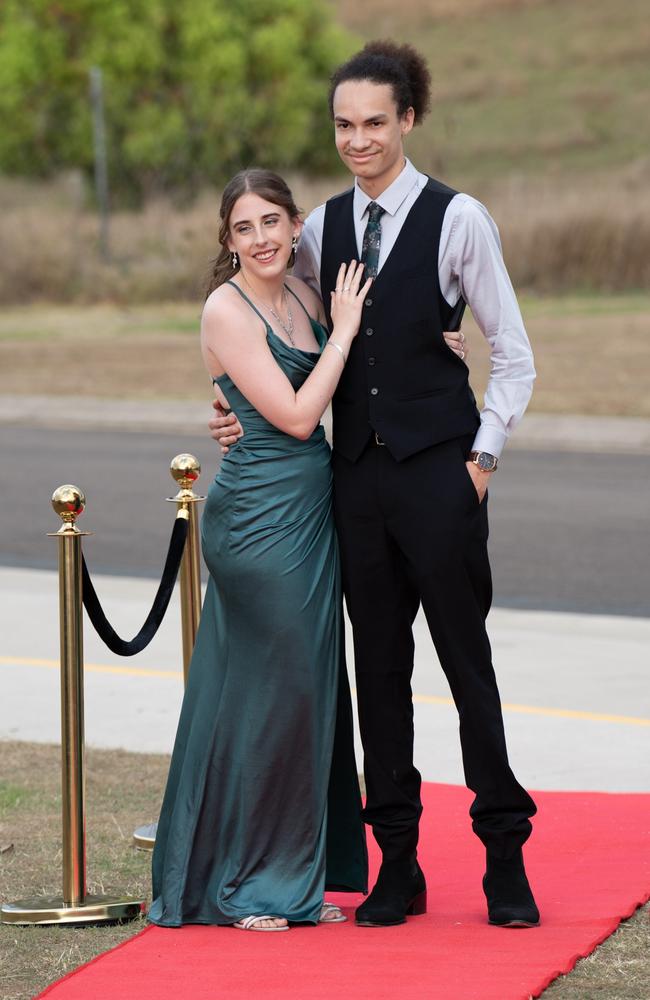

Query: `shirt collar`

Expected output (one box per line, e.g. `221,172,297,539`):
353,158,419,221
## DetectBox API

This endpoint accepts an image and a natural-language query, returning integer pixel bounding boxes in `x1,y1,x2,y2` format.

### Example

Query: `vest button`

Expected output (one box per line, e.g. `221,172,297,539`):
365,327,374,336
370,387,379,396
368,357,376,366
365,298,373,307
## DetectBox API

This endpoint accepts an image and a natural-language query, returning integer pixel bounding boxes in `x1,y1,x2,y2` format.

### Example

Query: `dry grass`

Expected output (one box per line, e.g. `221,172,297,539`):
482,165,650,293
541,905,650,999
1,164,649,305
462,292,650,418
1,292,648,416
1,741,649,999
0,741,168,1000
0,173,338,307
337,0,548,21
0,304,205,401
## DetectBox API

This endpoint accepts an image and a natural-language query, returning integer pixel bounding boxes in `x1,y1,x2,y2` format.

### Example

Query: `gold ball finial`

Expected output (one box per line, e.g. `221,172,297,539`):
51,485,86,532
170,454,201,492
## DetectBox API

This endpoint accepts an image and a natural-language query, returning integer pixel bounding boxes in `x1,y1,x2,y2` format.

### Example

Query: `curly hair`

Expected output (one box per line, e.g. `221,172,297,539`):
328,41,432,124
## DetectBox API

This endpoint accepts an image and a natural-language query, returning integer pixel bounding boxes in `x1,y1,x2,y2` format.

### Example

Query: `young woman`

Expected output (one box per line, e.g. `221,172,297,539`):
149,169,371,932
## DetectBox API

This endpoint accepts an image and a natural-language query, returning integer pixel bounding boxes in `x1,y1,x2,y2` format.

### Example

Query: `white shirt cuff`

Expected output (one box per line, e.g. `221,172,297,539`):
471,425,508,460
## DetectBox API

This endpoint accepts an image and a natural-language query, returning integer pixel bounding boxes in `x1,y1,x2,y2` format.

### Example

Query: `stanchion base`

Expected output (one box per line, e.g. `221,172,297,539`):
133,822,158,851
0,893,146,925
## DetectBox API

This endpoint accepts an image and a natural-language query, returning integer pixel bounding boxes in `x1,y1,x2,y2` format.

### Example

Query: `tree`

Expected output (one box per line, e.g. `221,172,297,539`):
0,0,354,199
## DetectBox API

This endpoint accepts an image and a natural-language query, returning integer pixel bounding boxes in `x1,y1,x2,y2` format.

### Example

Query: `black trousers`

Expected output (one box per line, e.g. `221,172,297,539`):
332,434,536,863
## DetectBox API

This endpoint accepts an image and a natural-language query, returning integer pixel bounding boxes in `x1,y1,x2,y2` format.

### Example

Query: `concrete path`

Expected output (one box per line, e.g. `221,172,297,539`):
2,393,650,452
2,566,648,794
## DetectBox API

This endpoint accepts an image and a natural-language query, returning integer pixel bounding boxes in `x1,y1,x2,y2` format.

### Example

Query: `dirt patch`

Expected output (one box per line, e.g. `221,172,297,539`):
462,297,650,418
1,296,648,417
0,333,207,401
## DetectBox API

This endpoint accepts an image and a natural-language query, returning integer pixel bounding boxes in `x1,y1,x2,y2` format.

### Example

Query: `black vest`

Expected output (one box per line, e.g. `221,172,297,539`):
321,178,480,462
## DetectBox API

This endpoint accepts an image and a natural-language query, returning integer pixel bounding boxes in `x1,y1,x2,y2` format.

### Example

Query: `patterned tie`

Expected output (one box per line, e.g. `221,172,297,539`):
361,201,385,279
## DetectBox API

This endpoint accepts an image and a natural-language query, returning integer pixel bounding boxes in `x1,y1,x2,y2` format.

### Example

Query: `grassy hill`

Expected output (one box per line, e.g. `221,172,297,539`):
334,0,650,186
0,0,647,302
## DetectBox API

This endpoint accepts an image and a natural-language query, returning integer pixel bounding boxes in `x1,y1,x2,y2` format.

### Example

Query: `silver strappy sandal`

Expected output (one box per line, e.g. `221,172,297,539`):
233,914,290,932
319,902,347,923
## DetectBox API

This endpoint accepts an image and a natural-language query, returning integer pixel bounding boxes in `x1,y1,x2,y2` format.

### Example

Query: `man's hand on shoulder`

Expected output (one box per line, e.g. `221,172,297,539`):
209,400,243,455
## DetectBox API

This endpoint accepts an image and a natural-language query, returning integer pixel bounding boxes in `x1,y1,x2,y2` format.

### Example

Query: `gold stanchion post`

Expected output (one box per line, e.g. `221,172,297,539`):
132,455,205,851
1,486,145,925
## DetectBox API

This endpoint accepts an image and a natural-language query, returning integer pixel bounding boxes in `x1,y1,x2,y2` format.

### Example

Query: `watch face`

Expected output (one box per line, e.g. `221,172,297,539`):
477,452,496,471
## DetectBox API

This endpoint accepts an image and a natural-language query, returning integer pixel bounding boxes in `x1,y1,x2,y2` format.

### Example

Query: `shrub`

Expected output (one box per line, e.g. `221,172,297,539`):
0,0,353,201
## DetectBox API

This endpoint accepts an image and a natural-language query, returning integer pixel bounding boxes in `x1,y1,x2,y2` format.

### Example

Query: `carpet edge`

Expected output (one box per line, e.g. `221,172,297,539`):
529,893,650,999
34,923,155,999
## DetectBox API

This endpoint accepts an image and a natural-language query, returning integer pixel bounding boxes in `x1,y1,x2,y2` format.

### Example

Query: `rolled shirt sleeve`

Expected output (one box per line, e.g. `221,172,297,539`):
441,194,536,458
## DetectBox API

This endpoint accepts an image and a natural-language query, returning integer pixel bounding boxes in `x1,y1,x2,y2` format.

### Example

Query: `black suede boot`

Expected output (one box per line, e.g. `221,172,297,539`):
355,857,427,927
483,848,540,927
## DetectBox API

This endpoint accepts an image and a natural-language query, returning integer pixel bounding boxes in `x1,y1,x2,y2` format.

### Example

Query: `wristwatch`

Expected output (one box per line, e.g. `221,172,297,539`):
469,451,498,472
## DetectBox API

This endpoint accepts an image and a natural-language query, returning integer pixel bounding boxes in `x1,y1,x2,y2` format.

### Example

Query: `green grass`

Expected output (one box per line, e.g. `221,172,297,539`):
0,785,34,813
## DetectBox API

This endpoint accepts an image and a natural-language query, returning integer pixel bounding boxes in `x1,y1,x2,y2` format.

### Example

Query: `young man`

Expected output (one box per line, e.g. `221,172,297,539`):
211,41,539,929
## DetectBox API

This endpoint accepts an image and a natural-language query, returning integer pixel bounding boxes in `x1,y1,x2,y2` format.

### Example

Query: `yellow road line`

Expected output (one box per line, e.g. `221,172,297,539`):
0,655,181,680
2,656,649,728
409,692,650,728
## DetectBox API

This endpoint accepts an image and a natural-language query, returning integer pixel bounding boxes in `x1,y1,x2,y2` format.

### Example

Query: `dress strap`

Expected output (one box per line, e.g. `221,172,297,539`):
284,284,317,324
226,280,269,329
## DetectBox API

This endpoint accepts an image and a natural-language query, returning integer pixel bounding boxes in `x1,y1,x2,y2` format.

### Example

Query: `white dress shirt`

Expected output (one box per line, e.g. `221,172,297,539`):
294,158,535,458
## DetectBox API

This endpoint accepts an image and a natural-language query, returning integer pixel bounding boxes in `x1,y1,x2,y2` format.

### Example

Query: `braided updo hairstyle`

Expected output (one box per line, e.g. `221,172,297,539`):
328,41,432,124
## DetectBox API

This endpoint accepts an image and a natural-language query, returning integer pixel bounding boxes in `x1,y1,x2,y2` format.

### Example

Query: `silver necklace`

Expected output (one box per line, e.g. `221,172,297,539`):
242,277,295,347
268,291,295,347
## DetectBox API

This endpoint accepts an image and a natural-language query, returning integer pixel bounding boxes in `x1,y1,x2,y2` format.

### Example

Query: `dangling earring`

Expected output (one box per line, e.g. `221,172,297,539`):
231,250,239,269
289,235,298,267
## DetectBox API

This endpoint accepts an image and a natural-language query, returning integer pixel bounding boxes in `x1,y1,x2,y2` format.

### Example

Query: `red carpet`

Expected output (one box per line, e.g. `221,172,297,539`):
37,784,650,1000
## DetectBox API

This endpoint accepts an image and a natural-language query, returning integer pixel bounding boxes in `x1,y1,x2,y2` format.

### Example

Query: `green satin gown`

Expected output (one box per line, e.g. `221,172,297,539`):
149,283,367,926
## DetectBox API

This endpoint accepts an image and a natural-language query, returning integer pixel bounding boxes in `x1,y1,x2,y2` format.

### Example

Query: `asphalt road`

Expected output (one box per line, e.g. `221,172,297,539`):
2,426,649,616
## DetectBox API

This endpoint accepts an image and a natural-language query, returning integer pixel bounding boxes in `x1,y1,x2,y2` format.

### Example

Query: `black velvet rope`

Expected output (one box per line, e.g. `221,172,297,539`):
81,517,189,656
